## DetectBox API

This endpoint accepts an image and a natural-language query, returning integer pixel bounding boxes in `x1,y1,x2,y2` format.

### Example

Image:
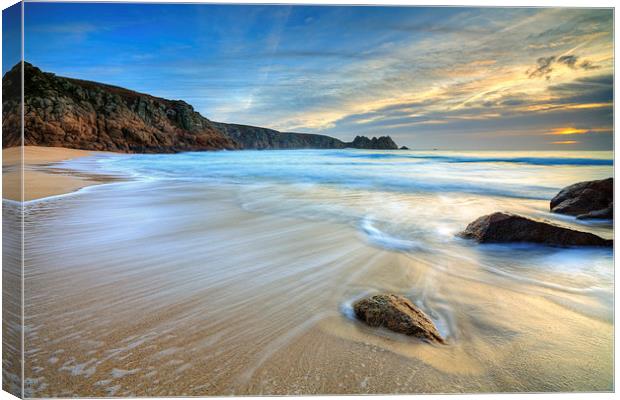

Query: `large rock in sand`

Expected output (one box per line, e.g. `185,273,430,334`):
550,178,613,220
458,212,612,247
353,294,444,343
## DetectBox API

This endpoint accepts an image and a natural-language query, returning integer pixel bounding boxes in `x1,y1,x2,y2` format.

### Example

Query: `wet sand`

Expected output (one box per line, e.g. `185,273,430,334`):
2,146,119,201
20,177,613,396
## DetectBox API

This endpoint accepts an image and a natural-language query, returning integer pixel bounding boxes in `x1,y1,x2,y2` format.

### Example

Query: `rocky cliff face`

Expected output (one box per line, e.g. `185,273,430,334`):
2,64,21,149
3,62,237,152
212,122,347,149
213,123,401,150
3,63,401,152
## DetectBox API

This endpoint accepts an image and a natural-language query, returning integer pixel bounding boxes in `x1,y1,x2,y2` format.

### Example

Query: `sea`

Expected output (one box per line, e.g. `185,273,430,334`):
14,149,614,395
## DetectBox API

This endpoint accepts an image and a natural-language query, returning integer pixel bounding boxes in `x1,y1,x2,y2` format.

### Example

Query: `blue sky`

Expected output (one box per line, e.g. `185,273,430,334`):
2,2,20,73
5,3,614,149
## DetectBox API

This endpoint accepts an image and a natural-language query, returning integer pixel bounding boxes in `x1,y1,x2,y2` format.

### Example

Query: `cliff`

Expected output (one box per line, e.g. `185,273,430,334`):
3,62,237,152
2,63,400,152
212,122,347,149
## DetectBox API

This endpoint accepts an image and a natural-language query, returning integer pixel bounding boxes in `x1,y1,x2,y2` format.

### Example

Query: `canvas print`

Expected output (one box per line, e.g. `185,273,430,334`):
1,2,614,397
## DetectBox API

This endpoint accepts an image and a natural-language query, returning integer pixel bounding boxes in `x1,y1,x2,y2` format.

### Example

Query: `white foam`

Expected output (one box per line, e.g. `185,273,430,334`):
360,217,425,252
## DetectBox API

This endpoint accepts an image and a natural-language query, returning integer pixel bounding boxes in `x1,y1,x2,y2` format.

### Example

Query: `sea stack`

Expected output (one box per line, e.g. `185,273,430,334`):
348,136,399,150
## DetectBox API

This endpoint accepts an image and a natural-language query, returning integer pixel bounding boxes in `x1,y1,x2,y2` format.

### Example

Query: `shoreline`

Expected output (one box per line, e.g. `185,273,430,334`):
2,146,612,395
20,178,613,395
0,145,404,203
2,146,123,202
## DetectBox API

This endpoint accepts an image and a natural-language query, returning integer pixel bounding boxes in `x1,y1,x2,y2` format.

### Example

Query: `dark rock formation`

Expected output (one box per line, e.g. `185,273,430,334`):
212,122,347,150
400,146,409,150
458,212,612,247
353,293,444,343
550,178,613,220
577,204,613,220
348,135,398,150
2,64,21,149
3,62,238,153
3,62,402,152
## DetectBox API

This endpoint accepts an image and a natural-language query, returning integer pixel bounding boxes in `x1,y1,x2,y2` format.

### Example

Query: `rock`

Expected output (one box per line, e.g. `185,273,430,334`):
3,62,238,153
577,204,613,220
458,212,612,247
400,146,410,150
550,178,613,220
347,135,398,150
353,294,444,343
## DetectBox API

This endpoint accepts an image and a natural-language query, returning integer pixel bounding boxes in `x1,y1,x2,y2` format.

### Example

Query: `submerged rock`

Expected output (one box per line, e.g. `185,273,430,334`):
550,178,613,220
353,294,444,343
458,212,612,247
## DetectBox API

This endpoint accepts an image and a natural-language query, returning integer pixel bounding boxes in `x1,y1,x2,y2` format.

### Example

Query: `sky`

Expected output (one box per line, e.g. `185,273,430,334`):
2,2,20,76
4,3,614,150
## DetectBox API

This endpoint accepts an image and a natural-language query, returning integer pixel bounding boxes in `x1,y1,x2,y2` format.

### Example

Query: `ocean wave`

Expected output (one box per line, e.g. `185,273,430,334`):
333,152,612,166
360,218,426,252
68,149,610,202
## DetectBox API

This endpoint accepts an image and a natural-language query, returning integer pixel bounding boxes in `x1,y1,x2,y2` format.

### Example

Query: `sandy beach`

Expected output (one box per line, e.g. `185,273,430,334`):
21,179,613,396
7,148,612,396
2,146,120,201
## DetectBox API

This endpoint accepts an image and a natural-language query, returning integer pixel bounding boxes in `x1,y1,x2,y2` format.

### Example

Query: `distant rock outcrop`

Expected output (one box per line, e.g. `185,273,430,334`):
353,294,444,343
348,135,398,150
458,212,612,247
2,62,402,152
550,178,613,220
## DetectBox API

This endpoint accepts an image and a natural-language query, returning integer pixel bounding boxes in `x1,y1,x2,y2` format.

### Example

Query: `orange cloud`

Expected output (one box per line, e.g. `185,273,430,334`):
567,102,612,110
552,140,580,144
548,127,589,135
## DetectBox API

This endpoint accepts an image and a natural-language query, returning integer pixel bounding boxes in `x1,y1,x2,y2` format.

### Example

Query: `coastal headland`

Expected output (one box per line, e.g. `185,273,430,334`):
2,62,400,154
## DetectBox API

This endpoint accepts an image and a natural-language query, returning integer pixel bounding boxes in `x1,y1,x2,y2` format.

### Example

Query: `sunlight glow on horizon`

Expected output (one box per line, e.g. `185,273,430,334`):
552,140,580,145
548,128,590,135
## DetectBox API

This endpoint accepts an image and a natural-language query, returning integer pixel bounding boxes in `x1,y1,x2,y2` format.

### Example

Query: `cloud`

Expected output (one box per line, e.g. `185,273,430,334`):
500,98,528,107
527,56,556,79
27,4,612,149
580,60,601,70
557,55,578,68
30,22,100,35
527,54,600,79
385,21,492,35
547,74,613,104
547,127,589,135
552,140,579,144
577,75,613,85
547,126,611,136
